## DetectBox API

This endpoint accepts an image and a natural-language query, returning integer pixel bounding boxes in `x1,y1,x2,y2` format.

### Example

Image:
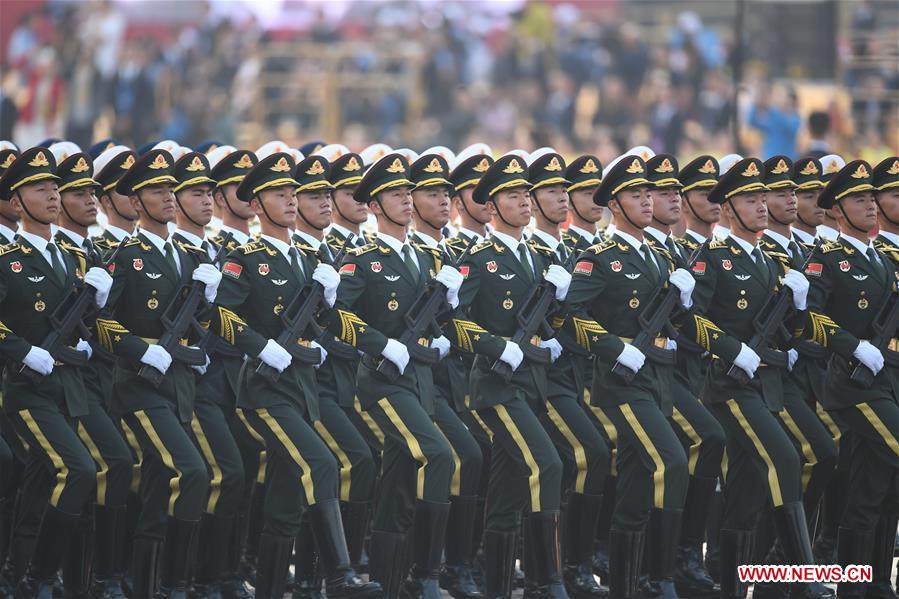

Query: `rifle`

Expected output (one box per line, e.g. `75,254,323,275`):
490,243,577,384
374,237,475,382
849,288,899,387
726,239,822,385
611,242,704,383
138,234,233,387
255,239,351,383
21,237,129,380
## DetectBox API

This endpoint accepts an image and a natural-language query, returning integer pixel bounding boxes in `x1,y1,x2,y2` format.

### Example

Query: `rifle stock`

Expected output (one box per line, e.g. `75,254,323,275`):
849,291,899,387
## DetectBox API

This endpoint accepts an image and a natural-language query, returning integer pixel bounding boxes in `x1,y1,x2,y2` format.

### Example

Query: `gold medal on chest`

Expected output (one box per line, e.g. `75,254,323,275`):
502,298,514,310
858,298,869,309
273,303,284,315
737,298,748,310
147,297,159,310
387,298,399,311
34,299,46,312
629,297,640,309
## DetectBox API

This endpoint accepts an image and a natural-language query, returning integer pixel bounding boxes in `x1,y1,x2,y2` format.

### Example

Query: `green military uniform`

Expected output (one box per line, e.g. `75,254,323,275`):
561,155,688,598
0,148,98,596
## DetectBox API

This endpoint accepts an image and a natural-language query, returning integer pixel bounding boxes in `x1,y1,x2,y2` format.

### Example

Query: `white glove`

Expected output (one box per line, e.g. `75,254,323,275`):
498,341,524,372
140,344,173,375
539,338,563,362
192,263,222,303
782,270,810,311
76,338,93,361
544,264,572,301
431,335,451,360
84,267,113,308
191,352,211,375
23,346,54,376
853,340,884,375
257,339,292,373
436,265,463,309
313,263,340,308
787,348,798,371
616,343,646,374
733,343,761,379
665,338,678,350
310,341,327,369
669,268,696,309
382,339,410,375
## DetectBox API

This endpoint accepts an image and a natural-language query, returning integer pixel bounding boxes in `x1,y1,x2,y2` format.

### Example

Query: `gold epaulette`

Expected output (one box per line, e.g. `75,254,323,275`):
708,239,729,251
123,238,143,248
677,237,700,250
92,236,113,248
759,239,778,250
57,239,85,255
446,236,467,248
526,238,555,255
175,240,206,254
820,240,843,254
348,243,378,256
292,240,316,253
469,239,493,255
239,241,268,255
412,242,441,257
0,243,21,256
589,239,616,254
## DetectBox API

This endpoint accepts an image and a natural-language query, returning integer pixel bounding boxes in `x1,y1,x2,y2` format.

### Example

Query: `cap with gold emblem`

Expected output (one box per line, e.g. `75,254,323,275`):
820,155,845,184
565,155,602,193
236,152,298,202
472,154,531,205
353,153,413,203
0,149,19,200
210,149,257,187
0,147,61,200
792,157,824,190
817,160,875,209
708,157,768,205
328,153,364,190
410,154,453,191
679,155,719,193
528,152,570,192
763,155,796,189
645,154,682,189
873,156,899,192
57,153,99,192
115,149,177,196
94,146,137,193
592,155,650,206
450,154,494,193
173,152,216,192
294,156,334,193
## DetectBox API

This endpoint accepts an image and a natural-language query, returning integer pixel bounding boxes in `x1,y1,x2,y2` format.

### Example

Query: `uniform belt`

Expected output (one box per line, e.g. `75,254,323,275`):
140,337,189,346
619,336,669,349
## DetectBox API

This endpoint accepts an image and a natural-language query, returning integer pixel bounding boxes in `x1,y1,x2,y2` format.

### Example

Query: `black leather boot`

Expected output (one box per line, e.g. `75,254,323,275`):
673,477,718,597
62,510,93,598
483,530,517,599
521,515,539,599
527,511,571,599
369,530,406,599
158,518,198,598
88,505,127,599
255,533,293,599
607,529,643,599
129,538,162,599
402,501,450,599
718,529,753,599
340,501,370,569
15,506,81,599
309,499,382,599
119,493,140,598
293,514,322,599
749,541,788,599
440,496,482,599
193,514,231,599
0,498,12,599
865,514,898,599
563,494,607,598
704,488,724,584
238,482,265,586
835,527,874,599
220,510,252,599
592,476,616,583
770,502,834,599
641,509,683,599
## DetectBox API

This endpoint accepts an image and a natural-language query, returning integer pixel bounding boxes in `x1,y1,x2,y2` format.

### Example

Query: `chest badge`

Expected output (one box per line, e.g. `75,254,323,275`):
500,273,515,280
839,260,850,272
722,259,732,271
858,298,869,309
486,261,498,273
625,273,640,279
274,303,284,315
852,274,868,281
34,299,46,312
502,298,514,310
10,261,21,273
258,263,270,276
147,297,159,310
28,275,44,283
735,274,751,280
737,298,748,310
387,298,399,311
384,275,400,281
132,258,143,271
371,261,382,273
629,297,640,309
610,260,622,272
146,273,162,280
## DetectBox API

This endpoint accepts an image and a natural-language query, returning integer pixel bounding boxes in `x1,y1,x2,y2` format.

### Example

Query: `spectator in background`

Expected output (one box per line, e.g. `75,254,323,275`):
805,111,832,158
6,12,38,68
14,46,65,149
749,82,801,159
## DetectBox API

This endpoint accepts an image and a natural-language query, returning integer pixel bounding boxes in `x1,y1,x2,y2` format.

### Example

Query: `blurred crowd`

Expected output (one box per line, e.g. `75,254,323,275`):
1,0,897,166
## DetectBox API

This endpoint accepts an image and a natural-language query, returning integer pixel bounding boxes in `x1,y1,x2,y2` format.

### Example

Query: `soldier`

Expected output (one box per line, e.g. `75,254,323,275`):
448,147,494,246
562,155,605,253
407,152,485,599
93,145,139,252
815,155,845,242
318,147,370,251
204,152,379,599
0,148,110,596
643,154,725,598
322,153,459,599
676,157,829,599
207,145,257,250
790,158,826,251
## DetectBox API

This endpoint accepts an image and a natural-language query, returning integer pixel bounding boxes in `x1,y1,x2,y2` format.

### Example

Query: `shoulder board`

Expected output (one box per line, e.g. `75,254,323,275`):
589,239,616,255
363,231,378,244
92,235,112,248
348,243,378,256
708,239,729,251
57,239,85,254
0,243,22,256
325,233,343,246
292,240,316,253
123,237,143,248
759,239,778,250
175,241,206,254
653,246,673,261
677,237,699,250
446,236,467,247
239,241,268,255
469,239,494,255
819,240,843,254
526,239,555,255
411,242,441,257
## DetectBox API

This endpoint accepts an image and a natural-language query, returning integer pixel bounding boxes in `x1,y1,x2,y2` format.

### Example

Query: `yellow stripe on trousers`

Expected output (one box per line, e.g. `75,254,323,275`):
257,409,316,506
135,411,183,516
191,415,223,513
671,407,702,475
314,420,354,502
120,419,143,493
619,404,667,508
434,423,462,496
725,399,784,506
857,402,899,457
777,408,817,492
815,403,842,445
377,398,429,500
355,397,385,446
546,400,588,494
587,402,618,475
494,404,542,512
237,409,268,484
77,423,109,506
20,410,68,507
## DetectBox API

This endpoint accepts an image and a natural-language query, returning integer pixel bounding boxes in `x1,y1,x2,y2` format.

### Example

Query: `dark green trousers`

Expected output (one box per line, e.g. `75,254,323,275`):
314,395,376,503
433,397,482,498
667,374,726,481
188,399,245,517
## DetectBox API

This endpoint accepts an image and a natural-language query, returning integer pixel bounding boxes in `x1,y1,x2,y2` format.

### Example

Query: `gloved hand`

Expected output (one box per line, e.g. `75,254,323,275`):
539,338,563,362
257,339,292,373
782,270,810,310
191,352,211,375
140,344,173,375
431,335,451,360
616,343,646,374
853,340,884,375
192,263,222,303
313,263,340,308
665,338,678,351
435,265,463,309
84,267,113,308
544,264,572,301
787,348,798,371
733,343,761,379
382,339,410,375
499,341,524,372
310,340,327,369
76,338,93,361
669,268,696,309
23,346,54,376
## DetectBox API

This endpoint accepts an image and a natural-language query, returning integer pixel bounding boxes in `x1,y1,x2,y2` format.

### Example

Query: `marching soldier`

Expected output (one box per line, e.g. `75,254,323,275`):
526,151,610,598
562,155,605,253
790,158,826,251
643,154,725,598
560,155,692,599
318,146,371,250
676,157,829,599
407,152,485,599
92,146,139,253
449,147,494,246
815,156,844,242
0,148,107,596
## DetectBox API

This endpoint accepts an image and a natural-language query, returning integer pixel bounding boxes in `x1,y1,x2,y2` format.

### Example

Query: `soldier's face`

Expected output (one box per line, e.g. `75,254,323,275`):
132,184,176,223
61,187,99,226
216,183,255,220
876,189,899,225
102,189,139,220
568,187,603,222
296,190,332,229
176,184,214,227
795,189,824,227
454,187,492,224
765,188,797,225
836,192,877,232
372,186,413,226
532,185,569,223
333,187,368,224
0,196,20,223
649,187,681,225
684,189,720,224
491,187,531,227
13,180,60,224
412,186,451,228
252,186,297,228
610,185,653,228
727,191,768,231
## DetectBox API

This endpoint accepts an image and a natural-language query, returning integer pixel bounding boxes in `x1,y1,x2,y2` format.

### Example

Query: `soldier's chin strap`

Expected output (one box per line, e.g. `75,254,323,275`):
568,197,593,227
174,193,206,230
530,192,565,226
102,191,135,225
60,194,93,229
296,203,326,232
726,199,765,234
683,195,716,225
609,197,642,231
255,195,288,230
460,195,491,226
836,202,870,235
218,186,244,220
14,190,54,226
795,211,817,231
135,190,170,227
488,198,516,230
874,197,899,228
373,197,407,230
413,204,443,233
